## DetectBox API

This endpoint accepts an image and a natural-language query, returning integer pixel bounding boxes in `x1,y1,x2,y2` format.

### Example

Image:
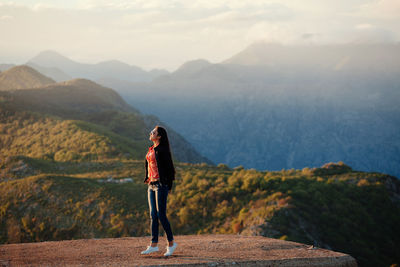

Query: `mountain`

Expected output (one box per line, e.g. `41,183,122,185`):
28,50,169,83
28,50,76,68
0,66,211,164
113,43,400,178
0,65,55,90
6,78,137,114
172,59,212,77
224,42,400,72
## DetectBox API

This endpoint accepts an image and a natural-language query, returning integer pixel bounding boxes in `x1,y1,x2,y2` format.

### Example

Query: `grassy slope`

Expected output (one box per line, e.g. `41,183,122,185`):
0,173,148,243
0,108,148,162
168,163,400,267
0,82,212,164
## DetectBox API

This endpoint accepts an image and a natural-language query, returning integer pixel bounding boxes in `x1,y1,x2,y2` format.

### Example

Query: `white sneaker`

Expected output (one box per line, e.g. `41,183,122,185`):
141,246,159,255
164,242,177,257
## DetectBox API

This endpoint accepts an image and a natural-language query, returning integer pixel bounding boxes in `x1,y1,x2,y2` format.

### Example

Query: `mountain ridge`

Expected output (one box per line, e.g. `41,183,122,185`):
0,65,55,91
173,59,212,77
223,42,400,72
28,50,169,83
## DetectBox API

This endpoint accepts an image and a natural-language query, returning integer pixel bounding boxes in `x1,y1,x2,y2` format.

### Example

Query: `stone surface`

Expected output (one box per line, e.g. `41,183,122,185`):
0,234,357,266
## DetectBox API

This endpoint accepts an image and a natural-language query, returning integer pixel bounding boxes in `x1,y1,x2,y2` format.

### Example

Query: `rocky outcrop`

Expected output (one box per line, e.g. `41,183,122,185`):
0,235,357,266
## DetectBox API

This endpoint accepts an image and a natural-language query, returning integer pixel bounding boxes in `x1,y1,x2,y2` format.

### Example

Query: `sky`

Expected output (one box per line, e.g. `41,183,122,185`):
0,0,399,71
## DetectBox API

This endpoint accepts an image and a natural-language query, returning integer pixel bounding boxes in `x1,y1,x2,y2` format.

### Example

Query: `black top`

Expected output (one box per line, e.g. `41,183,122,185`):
144,144,175,190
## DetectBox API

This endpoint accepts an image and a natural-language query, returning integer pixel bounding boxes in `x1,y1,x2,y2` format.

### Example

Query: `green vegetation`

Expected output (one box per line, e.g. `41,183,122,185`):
168,163,400,267
0,173,148,243
1,159,399,266
0,108,147,162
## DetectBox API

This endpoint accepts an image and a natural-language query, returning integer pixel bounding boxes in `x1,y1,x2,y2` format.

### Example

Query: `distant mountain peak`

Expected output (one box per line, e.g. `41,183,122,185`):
4,65,35,73
174,59,212,76
29,50,75,67
27,51,167,83
223,42,286,66
0,65,55,90
35,50,67,58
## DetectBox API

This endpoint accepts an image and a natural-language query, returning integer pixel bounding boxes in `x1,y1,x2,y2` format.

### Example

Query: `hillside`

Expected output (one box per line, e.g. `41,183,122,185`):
0,109,149,161
0,65,55,90
5,78,138,114
0,66,211,164
0,160,399,266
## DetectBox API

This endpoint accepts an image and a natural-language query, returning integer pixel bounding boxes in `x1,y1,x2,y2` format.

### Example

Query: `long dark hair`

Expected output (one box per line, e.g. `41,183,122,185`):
156,125,175,175
156,125,172,153
156,126,175,176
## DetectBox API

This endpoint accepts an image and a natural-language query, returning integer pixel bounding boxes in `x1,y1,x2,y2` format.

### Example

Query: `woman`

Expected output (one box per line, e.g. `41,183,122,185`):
140,126,177,256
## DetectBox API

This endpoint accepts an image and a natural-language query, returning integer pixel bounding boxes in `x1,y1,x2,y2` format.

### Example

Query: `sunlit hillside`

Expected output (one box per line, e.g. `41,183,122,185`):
0,65,55,90
0,66,211,164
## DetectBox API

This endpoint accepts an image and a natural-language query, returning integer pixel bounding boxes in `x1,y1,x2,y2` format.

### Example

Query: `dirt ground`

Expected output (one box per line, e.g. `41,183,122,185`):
0,234,357,266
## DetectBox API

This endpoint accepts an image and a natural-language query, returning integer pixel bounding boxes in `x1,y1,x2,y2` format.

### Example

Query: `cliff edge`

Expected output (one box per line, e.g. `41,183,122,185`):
0,234,357,266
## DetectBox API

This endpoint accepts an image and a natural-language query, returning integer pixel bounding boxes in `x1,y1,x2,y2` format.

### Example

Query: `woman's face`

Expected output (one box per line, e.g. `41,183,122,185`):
149,127,160,142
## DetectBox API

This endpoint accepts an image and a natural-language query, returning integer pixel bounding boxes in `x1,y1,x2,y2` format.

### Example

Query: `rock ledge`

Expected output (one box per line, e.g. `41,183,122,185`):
0,234,357,266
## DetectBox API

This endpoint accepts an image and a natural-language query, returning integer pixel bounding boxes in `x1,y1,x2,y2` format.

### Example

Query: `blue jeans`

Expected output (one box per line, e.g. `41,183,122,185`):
148,183,174,243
